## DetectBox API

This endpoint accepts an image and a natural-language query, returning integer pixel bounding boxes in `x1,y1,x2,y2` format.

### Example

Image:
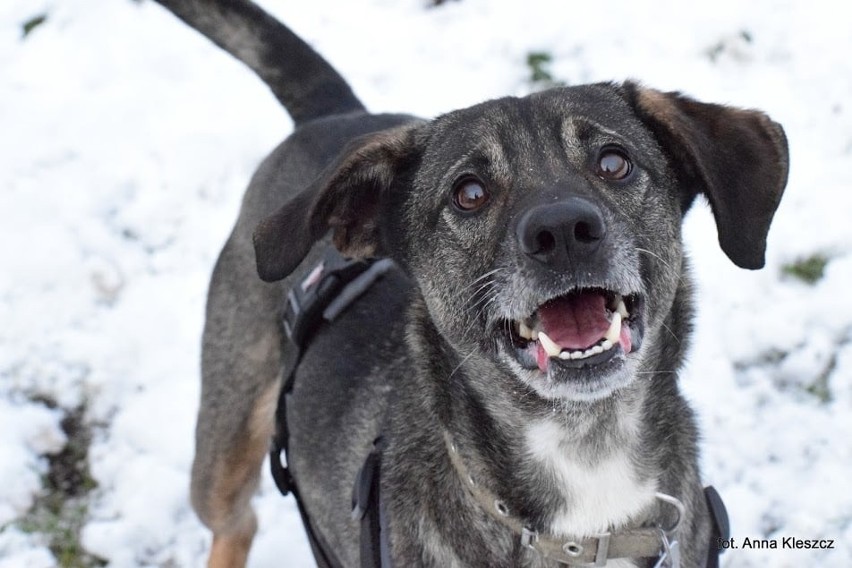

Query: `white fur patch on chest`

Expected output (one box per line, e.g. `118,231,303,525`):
524,419,657,540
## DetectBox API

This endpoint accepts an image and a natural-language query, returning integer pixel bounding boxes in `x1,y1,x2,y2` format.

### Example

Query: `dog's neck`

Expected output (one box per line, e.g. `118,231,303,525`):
444,365,660,539
405,297,664,538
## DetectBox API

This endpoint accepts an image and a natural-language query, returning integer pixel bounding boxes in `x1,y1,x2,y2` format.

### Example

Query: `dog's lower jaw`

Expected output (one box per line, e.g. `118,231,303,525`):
499,343,640,402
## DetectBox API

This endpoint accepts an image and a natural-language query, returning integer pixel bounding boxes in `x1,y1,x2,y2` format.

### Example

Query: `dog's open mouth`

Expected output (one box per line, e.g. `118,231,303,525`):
502,289,644,373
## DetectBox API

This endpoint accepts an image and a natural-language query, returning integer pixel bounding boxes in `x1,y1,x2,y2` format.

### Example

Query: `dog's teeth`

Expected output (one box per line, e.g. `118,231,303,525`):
616,297,629,319
538,331,562,358
541,319,621,361
518,321,536,341
604,311,622,344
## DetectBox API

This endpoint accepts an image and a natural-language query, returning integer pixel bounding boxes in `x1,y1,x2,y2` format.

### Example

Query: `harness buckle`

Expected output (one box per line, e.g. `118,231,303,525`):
281,251,390,350
281,259,337,347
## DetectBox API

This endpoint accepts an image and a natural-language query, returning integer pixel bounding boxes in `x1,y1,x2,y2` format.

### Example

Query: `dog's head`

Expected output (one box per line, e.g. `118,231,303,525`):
253,82,788,401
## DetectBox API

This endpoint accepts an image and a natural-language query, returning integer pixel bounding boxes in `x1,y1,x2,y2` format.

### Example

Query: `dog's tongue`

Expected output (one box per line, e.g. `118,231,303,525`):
535,292,610,370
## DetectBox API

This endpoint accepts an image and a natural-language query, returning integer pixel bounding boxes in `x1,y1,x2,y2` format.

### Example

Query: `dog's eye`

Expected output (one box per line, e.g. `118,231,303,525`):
596,147,633,181
452,178,490,212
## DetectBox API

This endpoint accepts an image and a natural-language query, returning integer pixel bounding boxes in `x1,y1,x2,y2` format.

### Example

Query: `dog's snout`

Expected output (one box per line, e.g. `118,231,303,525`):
516,198,606,266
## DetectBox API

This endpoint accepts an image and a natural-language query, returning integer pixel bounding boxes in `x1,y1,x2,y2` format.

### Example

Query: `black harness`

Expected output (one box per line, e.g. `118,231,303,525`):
269,249,394,568
269,248,730,568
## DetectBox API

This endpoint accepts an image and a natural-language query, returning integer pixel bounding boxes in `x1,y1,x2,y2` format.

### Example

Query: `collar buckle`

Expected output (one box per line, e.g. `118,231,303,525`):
520,527,538,550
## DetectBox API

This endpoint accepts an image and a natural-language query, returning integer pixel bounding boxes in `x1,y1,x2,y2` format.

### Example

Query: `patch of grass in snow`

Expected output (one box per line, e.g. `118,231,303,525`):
805,353,836,404
705,29,754,63
16,400,106,568
21,14,48,39
781,253,829,285
526,51,565,90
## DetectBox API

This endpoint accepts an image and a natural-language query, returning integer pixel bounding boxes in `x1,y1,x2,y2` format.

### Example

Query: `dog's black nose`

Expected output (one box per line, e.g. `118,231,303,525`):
516,198,606,266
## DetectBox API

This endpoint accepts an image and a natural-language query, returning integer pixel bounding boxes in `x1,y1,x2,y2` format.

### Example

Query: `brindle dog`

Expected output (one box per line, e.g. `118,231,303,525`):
153,1,788,566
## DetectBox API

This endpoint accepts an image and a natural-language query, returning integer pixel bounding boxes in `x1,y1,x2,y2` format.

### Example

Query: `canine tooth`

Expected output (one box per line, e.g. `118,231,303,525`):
538,331,562,358
616,297,629,319
518,321,535,340
605,312,622,344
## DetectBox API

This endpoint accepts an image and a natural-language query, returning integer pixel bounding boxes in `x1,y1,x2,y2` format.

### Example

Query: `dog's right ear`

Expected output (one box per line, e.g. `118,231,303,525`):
253,124,420,282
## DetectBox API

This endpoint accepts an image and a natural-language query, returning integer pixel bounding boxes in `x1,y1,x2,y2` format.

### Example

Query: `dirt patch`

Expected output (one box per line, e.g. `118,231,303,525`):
17,400,106,567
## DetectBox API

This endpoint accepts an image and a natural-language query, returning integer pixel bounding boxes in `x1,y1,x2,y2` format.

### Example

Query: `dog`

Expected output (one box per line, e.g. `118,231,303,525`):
153,1,788,566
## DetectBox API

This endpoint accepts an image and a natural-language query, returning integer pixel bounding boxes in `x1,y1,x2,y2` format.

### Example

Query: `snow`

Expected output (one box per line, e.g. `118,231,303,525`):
1,0,850,566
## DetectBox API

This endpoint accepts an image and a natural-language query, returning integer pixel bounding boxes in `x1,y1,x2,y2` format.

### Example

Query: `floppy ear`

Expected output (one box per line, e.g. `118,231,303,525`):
253,124,420,282
623,82,789,269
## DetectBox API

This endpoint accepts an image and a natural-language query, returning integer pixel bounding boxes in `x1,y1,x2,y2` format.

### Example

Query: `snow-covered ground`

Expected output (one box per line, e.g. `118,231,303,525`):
2,0,850,566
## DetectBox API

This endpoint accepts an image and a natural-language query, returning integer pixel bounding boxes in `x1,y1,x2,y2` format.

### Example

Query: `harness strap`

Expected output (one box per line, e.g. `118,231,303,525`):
269,248,391,568
703,486,729,568
351,437,387,568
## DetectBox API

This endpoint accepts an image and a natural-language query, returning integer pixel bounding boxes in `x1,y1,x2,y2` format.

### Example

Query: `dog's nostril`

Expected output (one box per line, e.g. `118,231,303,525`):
573,221,598,243
536,230,556,254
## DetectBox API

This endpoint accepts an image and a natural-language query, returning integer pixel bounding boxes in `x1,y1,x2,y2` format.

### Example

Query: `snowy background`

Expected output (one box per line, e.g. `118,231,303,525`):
2,0,851,566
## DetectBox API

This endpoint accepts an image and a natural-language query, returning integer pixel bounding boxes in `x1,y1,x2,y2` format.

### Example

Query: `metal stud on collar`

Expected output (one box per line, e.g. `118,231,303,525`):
562,541,583,558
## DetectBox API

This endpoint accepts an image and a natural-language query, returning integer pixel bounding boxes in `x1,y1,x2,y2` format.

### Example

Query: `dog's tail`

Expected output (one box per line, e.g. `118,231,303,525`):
153,0,365,125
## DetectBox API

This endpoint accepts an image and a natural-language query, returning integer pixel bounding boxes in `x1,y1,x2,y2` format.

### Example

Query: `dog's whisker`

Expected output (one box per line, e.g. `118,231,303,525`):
465,286,497,323
635,247,687,287
634,247,671,269
465,280,497,307
461,268,505,294
447,350,478,382
659,321,681,345
463,296,499,340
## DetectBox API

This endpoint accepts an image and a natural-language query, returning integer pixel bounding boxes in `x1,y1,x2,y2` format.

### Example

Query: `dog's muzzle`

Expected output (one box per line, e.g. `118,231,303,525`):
491,197,646,397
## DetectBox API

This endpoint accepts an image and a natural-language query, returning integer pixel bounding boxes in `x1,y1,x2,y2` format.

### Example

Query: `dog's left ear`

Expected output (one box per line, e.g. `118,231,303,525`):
253,123,420,282
623,82,789,269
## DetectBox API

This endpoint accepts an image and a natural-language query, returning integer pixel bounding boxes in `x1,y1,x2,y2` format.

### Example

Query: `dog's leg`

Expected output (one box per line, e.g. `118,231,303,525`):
196,381,279,568
190,238,283,567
